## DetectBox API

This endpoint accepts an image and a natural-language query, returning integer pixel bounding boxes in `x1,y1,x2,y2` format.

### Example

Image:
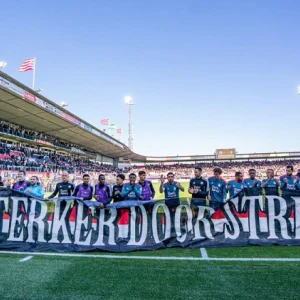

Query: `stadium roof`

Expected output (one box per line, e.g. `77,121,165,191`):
1,71,300,164
0,71,146,161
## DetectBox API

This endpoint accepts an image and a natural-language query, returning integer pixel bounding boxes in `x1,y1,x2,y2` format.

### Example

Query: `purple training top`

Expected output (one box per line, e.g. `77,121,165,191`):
13,180,29,191
95,184,109,203
77,184,92,198
140,180,153,201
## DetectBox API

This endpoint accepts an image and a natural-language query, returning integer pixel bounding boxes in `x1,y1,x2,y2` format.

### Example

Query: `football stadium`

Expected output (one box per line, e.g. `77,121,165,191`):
1,71,300,299
1,2,300,299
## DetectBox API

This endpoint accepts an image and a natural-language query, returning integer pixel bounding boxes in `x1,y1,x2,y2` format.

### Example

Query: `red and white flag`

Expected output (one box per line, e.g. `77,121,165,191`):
117,128,122,134
19,58,35,72
101,119,109,125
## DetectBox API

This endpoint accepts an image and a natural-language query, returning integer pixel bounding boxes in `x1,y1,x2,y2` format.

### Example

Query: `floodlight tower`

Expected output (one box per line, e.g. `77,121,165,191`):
124,96,135,151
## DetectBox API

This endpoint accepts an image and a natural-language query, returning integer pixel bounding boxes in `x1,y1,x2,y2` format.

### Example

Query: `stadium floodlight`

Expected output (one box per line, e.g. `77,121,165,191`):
60,101,68,107
0,61,7,70
297,86,300,95
35,88,44,93
124,96,135,105
124,96,134,151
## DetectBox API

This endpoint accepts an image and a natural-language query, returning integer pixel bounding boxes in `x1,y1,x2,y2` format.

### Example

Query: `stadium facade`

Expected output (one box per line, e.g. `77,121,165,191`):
1,70,300,166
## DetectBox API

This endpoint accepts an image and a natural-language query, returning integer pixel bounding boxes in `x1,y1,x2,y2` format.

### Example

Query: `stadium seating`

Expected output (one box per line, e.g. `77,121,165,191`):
141,161,300,180
1,119,300,188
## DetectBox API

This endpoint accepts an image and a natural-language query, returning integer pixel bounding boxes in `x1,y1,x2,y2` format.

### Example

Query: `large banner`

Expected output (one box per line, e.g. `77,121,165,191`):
0,188,300,252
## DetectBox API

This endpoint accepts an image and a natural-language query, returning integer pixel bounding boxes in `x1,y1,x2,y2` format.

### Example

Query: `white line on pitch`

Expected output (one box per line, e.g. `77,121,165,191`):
1,251,300,262
19,256,33,262
200,248,208,259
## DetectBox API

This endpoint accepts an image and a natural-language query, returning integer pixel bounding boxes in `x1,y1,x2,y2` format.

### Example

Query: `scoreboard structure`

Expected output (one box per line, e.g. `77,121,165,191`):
215,148,236,159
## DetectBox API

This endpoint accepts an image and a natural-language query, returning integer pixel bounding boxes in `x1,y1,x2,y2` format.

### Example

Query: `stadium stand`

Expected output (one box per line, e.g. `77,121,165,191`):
0,140,120,173
0,119,133,191
1,119,300,194
140,161,300,181
0,120,95,154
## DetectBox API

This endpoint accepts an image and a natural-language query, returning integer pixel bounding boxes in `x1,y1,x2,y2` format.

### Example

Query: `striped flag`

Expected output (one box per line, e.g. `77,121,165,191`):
100,119,109,125
19,58,35,72
117,128,122,134
109,123,116,130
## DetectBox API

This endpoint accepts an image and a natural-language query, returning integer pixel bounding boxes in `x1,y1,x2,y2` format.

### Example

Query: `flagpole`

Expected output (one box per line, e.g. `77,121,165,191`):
32,57,36,90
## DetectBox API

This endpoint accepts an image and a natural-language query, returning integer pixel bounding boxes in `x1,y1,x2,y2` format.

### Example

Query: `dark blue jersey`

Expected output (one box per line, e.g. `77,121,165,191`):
261,178,278,188
280,175,298,190
208,177,227,202
243,178,261,188
189,177,209,198
163,182,180,199
227,180,245,198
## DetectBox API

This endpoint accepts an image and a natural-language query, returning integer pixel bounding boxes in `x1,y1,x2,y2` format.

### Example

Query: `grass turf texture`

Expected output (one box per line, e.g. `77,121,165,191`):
9,183,299,298
1,246,300,299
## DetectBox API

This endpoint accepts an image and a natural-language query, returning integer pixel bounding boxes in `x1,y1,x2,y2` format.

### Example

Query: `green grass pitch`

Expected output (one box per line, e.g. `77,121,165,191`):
1,247,300,299
10,181,298,299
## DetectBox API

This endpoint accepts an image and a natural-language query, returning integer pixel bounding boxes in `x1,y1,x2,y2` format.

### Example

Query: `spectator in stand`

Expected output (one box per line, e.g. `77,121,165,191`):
121,173,142,200
12,170,30,191
0,176,4,187
47,171,75,198
208,168,227,209
94,174,111,204
227,171,245,198
138,170,155,200
112,174,125,203
280,165,299,191
73,174,93,200
24,176,44,198
244,169,261,188
188,167,209,199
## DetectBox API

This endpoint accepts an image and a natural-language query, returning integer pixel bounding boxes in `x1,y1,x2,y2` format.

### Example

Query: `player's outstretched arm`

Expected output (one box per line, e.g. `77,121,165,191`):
159,175,165,194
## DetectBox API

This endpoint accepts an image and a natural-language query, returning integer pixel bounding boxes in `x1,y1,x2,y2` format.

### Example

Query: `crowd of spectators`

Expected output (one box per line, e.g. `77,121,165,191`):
1,139,300,182
1,120,300,186
0,141,126,174
140,160,300,180
0,120,94,154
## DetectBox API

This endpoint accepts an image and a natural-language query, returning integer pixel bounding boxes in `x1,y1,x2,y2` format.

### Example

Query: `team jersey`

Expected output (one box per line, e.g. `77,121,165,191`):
227,180,245,198
280,175,298,190
208,177,227,203
121,183,142,200
13,180,30,191
243,178,261,188
94,183,111,203
163,182,180,199
189,177,209,199
139,180,155,200
261,178,279,188
112,184,124,202
48,181,75,198
24,184,44,198
73,184,93,200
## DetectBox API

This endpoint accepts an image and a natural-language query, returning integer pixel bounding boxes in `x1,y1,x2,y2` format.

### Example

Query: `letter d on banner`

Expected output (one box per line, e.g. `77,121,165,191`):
128,205,148,246
152,203,171,244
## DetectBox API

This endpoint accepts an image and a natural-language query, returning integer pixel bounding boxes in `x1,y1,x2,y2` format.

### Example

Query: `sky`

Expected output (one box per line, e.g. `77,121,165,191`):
1,0,300,157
